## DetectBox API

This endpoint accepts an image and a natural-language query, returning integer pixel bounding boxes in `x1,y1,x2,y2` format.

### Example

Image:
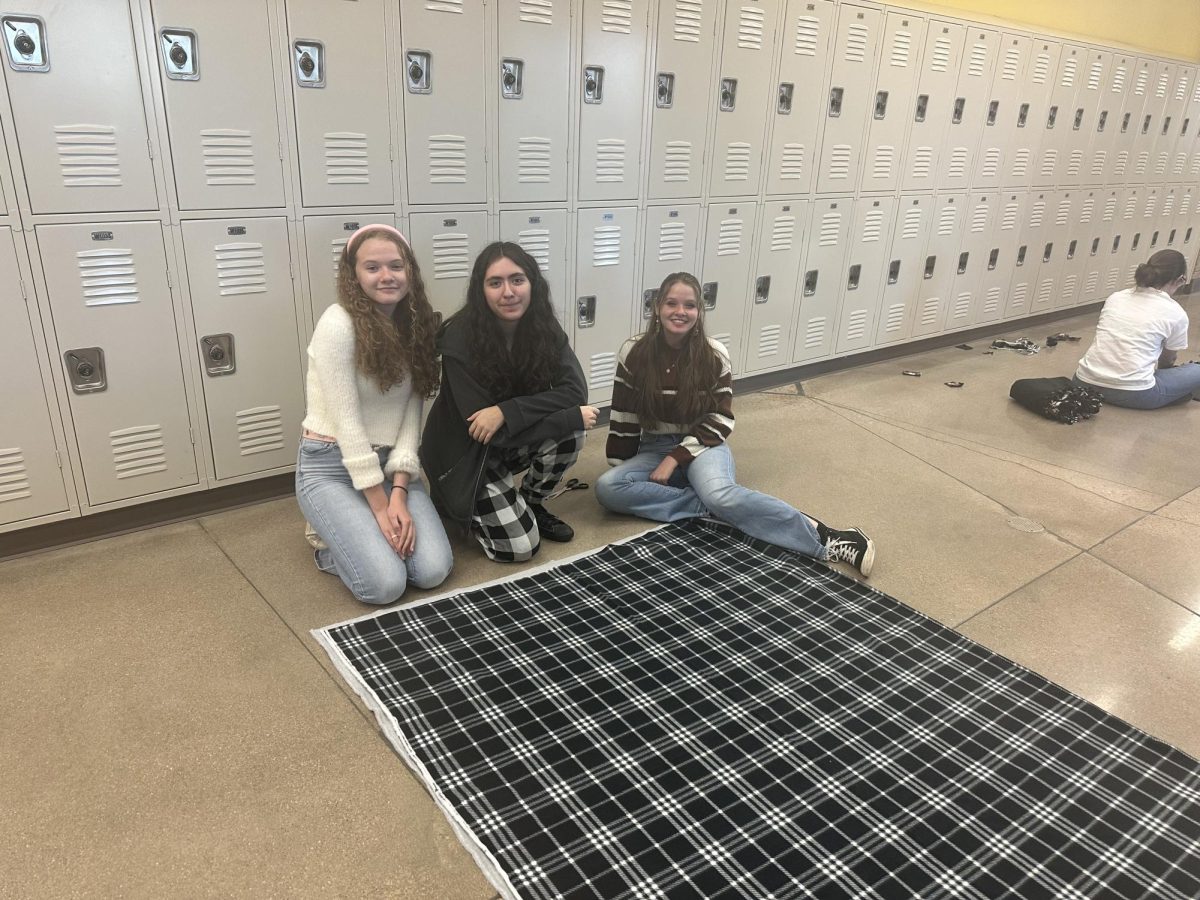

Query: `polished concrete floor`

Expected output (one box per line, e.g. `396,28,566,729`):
5,305,1200,898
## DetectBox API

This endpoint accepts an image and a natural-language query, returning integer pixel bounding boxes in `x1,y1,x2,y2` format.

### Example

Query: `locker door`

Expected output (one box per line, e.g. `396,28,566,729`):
1149,63,1180,183
2,1,157,214
1177,186,1197,266
710,0,781,197
765,0,835,196
1064,49,1111,186
36,222,198,506
1140,188,1164,259
1126,59,1156,182
860,12,924,194
638,204,703,330
815,4,883,194
1004,191,1049,320
1098,54,1135,184
936,28,998,192
1033,45,1083,188
973,34,1030,190
301,214,398,323
943,191,995,329
1163,68,1195,182
0,227,71,527
1004,40,1058,188
1160,186,1180,250
1185,75,1200,181
910,192,964,338
1103,190,1138,297
573,207,638,404
180,218,303,480
900,20,964,194
699,202,757,372
151,0,286,210
1122,187,1149,287
400,0,487,205
577,0,650,202
497,0,571,203
1080,190,1119,306
1030,191,1071,314
836,197,894,353
648,0,719,200
286,0,394,208
792,197,851,361
1138,62,1173,183
407,211,490,321
499,209,571,328
974,192,1023,325
1055,191,1090,309
874,195,934,346
746,200,806,373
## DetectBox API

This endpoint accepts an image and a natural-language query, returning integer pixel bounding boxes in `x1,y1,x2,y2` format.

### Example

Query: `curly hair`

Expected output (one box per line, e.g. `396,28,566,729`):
449,241,567,400
625,272,722,428
335,227,440,397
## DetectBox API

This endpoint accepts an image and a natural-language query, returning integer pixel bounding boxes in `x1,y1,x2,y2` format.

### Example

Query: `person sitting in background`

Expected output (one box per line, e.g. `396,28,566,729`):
1074,248,1200,409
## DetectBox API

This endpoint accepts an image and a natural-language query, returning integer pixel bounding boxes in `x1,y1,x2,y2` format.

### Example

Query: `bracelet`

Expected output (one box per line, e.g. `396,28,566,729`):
394,484,408,494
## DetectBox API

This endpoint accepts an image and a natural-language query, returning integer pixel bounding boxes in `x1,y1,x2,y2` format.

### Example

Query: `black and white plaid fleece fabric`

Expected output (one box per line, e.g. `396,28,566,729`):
317,518,1200,900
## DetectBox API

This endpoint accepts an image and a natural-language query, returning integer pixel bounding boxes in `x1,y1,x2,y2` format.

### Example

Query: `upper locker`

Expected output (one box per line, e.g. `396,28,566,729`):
497,0,571,204
936,27,998,193
1033,45,1083,189
1097,54,1136,185
1005,40,1060,189
647,0,718,200
399,0,487,205
1135,61,1173,183
1112,58,1153,185
859,11,925,195
1158,66,1195,183
284,0,395,209
815,4,882,195
972,33,1031,191
1064,49,1112,187
1186,75,1200,182
151,0,287,211
0,1,158,214
578,0,650,203
900,20,965,194
764,0,835,197
1167,67,1198,182
708,0,780,198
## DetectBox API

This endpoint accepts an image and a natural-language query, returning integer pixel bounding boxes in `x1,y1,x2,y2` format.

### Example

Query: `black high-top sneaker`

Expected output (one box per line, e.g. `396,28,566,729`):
530,503,575,542
823,527,875,577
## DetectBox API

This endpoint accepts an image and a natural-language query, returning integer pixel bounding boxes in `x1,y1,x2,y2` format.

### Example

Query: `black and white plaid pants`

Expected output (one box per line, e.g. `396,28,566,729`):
472,431,584,563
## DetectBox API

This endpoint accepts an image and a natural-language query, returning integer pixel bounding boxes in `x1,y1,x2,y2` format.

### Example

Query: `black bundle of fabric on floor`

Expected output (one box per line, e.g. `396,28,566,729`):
1010,376,1104,424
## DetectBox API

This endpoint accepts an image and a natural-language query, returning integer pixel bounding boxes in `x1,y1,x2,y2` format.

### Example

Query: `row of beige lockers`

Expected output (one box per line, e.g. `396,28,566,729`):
0,0,1199,221
6,183,1200,534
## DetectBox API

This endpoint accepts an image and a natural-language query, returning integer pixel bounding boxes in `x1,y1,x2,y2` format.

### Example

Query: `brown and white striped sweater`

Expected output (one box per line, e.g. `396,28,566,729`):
605,337,735,466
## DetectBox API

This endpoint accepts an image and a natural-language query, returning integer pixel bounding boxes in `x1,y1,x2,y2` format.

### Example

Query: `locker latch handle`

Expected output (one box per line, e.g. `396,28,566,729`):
642,289,657,319
1090,237,1101,256
1120,111,1132,133
957,251,969,274
1142,114,1152,135
986,100,999,126
914,94,928,123
201,334,236,377
923,256,936,279
1185,227,1193,243
1181,116,1191,136
1095,109,1108,132
1046,105,1058,129
778,82,794,115
847,264,861,290
1161,115,1173,136
583,65,604,104
887,259,901,284
1169,228,1177,245
577,296,596,327
952,97,966,124
64,348,107,393
501,59,524,99
159,28,198,81
803,270,818,296
406,50,431,94
294,40,324,88
1151,230,1160,248
873,91,888,120
754,276,771,304
702,281,718,310
1066,239,1077,260
1111,235,1121,253
988,248,999,270
1016,245,1027,266
719,78,737,112
1131,232,1141,251
656,73,675,109
1043,242,1053,263
828,87,844,118
1017,102,1029,128
1072,107,1084,130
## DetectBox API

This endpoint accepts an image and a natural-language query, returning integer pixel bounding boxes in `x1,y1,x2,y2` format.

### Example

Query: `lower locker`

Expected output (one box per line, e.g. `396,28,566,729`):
972,192,1023,326
744,200,807,374
792,198,852,363
700,202,756,374
499,210,571,329
637,205,703,334
835,197,894,355
911,193,965,338
874,196,935,346
942,192,996,332
573,207,638,406
407,211,491,323
302,214,400,325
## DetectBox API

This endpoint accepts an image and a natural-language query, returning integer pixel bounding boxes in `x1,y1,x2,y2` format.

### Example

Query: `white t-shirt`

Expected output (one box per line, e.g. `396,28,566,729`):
1074,287,1189,391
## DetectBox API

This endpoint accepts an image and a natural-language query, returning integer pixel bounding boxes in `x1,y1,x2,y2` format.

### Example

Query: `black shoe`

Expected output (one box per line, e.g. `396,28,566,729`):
530,503,574,542
823,527,875,577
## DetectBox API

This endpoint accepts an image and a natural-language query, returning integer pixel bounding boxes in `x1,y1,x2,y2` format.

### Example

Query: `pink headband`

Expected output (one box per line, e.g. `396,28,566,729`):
345,223,410,255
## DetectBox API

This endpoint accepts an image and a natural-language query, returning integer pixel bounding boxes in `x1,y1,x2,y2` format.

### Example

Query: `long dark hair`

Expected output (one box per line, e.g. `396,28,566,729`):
625,272,723,427
449,241,566,399
1134,248,1187,290
336,228,440,397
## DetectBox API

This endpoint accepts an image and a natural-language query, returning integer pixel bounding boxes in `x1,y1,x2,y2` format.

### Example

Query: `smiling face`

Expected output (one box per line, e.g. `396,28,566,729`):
354,237,409,310
482,256,532,329
657,280,701,347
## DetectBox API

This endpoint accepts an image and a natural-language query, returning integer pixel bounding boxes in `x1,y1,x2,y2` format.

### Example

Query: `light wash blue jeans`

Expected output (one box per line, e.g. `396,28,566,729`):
595,433,826,560
295,438,453,605
1075,364,1200,409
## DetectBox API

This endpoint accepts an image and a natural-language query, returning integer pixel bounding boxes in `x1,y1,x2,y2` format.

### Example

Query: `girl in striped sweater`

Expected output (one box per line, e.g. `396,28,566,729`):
595,272,876,576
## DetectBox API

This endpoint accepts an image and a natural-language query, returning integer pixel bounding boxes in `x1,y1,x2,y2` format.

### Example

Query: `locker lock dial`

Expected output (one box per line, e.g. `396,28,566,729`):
501,59,523,99
777,83,794,115
719,78,737,112
642,289,657,319
294,40,324,88
160,29,198,80
64,348,106,393
3,15,49,72
701,282,718,310
656,73,675,109
201,335,236,376
406,51,431,94
583,66,604,104
15,31,34,55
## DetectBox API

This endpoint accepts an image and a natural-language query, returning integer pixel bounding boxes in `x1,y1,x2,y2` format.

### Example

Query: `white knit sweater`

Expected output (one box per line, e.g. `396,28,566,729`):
302,305,422,490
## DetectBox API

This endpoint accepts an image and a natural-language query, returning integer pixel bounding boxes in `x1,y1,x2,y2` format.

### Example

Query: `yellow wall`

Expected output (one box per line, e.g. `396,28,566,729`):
896,0,1200,61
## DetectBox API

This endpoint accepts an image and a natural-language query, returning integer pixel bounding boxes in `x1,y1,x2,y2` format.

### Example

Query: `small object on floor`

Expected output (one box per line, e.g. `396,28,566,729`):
822,526,874,577
955,343,973,350
944,381,964,388
531,503,574,542
990,337,1040,355
1046,336,1058,347
545,477,589,500
983,350,995,355
901,370,921,377
304,521,328,550
1049,332,1081,342
1009,377,1103,423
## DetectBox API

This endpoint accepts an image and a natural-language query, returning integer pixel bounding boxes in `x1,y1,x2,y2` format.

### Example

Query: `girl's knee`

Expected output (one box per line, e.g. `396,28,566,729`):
595,469,621,507
354,567,408,605
410,553,453,590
